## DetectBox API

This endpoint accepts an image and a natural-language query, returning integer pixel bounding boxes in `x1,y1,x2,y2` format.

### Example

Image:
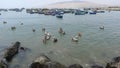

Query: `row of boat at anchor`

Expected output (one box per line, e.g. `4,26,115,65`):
74,9,105,15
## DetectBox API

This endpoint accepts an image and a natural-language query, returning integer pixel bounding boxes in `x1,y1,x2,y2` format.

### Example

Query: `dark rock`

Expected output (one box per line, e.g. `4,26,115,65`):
4,41,21,62
105,63,117,68
30,62,45,68
20,47,25,51
113,56,120,63
91,65,103,68
68,64,83,68
30,55,67,68
0,61,8,68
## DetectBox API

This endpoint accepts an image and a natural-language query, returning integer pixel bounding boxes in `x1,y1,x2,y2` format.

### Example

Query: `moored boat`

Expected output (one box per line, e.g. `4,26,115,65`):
89,11,96,14
74,10,86,15
56,15,63,18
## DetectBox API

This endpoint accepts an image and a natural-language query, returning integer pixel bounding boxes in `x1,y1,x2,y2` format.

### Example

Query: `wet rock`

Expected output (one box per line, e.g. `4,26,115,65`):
68,64,83,68
0,62,8,68
33,54,50,64
91,65,103,68
20,47,25,51
105,63,117,68
30,55,67,68
30,62,45,68
113,56,120,63
4,41,21,62
45,61,67,68
105,56,120,68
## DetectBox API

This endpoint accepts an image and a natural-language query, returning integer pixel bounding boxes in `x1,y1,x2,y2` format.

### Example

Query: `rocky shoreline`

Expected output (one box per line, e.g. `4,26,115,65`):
0,42,120,68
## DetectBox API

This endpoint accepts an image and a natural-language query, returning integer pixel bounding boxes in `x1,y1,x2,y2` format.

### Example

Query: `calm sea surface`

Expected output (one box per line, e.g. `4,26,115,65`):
0,11,120,68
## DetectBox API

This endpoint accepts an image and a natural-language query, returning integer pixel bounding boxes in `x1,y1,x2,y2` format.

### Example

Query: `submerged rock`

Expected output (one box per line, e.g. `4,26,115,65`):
68,64,83,68
91,65,103,68
105,63,117,68
45,61,66,68
113,56,120,63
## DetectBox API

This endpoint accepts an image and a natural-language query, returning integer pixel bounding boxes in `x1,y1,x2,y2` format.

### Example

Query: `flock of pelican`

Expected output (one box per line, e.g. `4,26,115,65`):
41,27,82,44
2,21,104,43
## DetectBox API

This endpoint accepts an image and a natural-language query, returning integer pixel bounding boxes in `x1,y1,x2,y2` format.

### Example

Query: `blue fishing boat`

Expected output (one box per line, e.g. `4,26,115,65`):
89,11,96,14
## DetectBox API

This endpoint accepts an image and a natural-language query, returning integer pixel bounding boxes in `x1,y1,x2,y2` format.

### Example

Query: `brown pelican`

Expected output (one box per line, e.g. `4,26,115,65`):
72,36,79,42
52,36,58,43
99,26,104,30
42,28,45,32
44,31,51,40
32,29,36,32
78,32,82,37
11,26,16,30
21,23,23,25
59,28,65,35
3,21,7,24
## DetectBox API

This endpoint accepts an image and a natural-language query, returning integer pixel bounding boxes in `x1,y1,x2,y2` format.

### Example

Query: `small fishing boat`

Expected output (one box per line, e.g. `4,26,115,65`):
75,10,86,15
89,11,96,14
56,15,63,18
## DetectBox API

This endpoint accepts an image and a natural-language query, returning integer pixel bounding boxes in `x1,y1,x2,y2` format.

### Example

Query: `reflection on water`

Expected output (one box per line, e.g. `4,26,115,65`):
0,11,120,68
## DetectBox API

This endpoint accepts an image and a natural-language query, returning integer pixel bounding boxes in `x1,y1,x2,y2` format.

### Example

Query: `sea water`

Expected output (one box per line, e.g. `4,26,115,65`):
0,11,120,68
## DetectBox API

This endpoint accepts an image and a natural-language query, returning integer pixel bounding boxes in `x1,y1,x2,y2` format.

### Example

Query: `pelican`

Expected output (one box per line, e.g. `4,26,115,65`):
99,26,104,30
32,29,36,32
72,36,79,42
